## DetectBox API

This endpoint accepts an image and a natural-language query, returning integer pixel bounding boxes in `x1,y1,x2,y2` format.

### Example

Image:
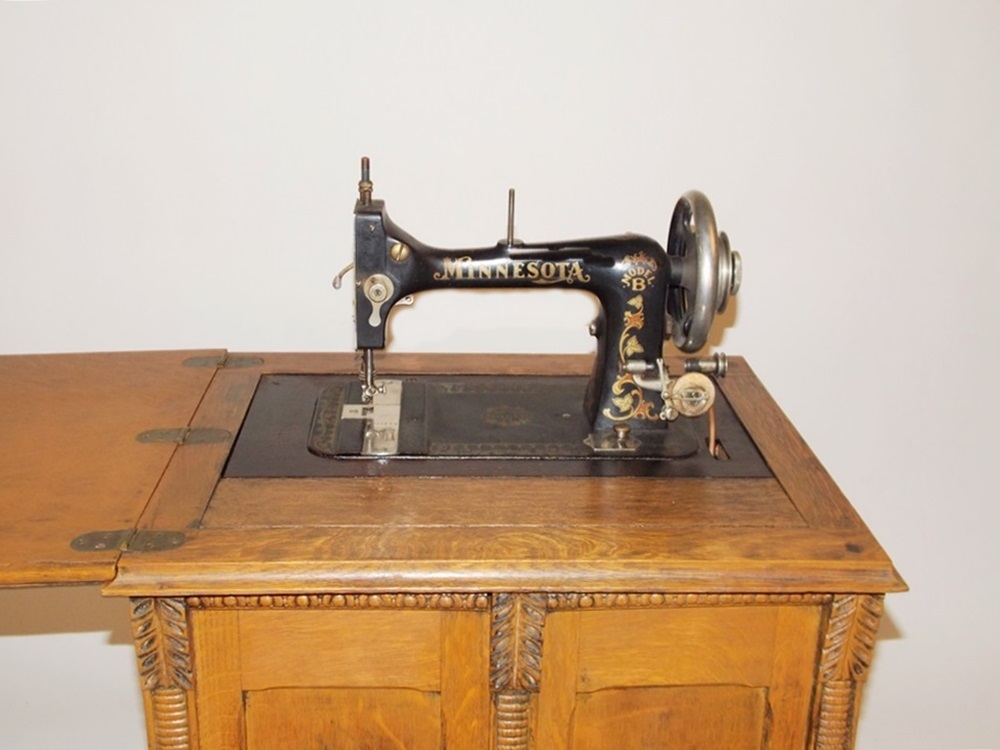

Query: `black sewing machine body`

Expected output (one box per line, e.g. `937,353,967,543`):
354,197,674,435
275,159,744,470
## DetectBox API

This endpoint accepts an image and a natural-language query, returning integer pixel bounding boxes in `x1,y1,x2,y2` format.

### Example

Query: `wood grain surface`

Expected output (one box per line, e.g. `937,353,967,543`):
0,350,222,585
0,351,904,749
101,352,904,597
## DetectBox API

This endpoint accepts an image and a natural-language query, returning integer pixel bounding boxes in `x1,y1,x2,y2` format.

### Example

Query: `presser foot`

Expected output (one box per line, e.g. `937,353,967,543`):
337,379,402,456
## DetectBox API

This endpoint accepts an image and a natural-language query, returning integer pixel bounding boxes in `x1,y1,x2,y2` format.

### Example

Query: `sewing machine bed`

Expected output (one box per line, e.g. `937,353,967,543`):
223,374,772,479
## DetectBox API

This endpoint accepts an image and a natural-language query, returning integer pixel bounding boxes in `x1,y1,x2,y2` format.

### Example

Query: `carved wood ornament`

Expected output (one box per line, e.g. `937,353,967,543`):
545,591,833,610
813,594,885,750
130,597,193,750
186,592,490,610
490,593,547,750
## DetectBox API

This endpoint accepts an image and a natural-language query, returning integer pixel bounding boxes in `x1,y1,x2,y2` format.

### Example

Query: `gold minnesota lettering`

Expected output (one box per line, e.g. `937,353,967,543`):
432,256,592,285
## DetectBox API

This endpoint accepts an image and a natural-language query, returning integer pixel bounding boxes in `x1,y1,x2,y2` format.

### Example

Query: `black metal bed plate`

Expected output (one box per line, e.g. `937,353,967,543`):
223,374,773,479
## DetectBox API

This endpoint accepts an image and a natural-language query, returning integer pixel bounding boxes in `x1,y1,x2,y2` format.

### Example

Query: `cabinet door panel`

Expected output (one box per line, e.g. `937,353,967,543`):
239,609,442,690
576,607,779,689
191,607,489,750
245,688,441,749
537,605,822,750
571,685,768,750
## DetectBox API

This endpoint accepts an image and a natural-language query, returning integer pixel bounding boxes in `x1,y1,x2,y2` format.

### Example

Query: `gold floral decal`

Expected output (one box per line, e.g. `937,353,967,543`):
621,252,658,292
603,295,659,422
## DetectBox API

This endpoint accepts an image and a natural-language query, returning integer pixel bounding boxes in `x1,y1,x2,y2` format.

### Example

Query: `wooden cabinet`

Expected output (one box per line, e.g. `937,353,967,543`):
182,601,490,749
0,351,905,749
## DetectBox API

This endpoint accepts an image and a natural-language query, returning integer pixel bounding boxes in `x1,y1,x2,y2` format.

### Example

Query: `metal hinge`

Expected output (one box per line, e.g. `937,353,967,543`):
136,427,231,445
70,529,187,553
182,354,263,369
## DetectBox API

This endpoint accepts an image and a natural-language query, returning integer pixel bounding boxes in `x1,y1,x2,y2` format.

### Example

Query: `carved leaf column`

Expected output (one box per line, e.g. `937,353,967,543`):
130,597,194,750
812,594,884,750
491,593,547,750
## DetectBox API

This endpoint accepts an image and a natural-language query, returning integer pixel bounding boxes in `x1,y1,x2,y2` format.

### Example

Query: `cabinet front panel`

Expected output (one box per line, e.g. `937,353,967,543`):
571,685,768,750
239,609,442,691
537,604,822,750
191,606,490,750
245,687,442,750
576,606,780,689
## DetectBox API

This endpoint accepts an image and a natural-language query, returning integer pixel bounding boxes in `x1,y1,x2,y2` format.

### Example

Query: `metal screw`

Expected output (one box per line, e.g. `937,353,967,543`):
390,242,410,262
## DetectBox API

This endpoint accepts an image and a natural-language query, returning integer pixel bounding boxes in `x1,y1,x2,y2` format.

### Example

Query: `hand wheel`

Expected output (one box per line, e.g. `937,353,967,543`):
666,190,742,352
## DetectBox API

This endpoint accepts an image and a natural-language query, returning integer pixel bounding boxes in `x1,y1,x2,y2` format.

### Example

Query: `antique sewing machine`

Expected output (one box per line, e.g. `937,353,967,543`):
224,158,762,479
0,160,905,750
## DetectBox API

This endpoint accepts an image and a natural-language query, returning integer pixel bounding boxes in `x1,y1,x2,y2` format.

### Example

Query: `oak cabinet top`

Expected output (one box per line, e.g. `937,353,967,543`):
0,351,904,596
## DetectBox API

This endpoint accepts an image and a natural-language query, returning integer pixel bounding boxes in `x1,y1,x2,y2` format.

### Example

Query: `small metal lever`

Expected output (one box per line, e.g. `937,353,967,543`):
332,263,354,290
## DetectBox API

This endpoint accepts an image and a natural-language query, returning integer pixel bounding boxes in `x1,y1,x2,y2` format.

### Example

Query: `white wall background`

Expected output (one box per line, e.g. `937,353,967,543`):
1,2,997,748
